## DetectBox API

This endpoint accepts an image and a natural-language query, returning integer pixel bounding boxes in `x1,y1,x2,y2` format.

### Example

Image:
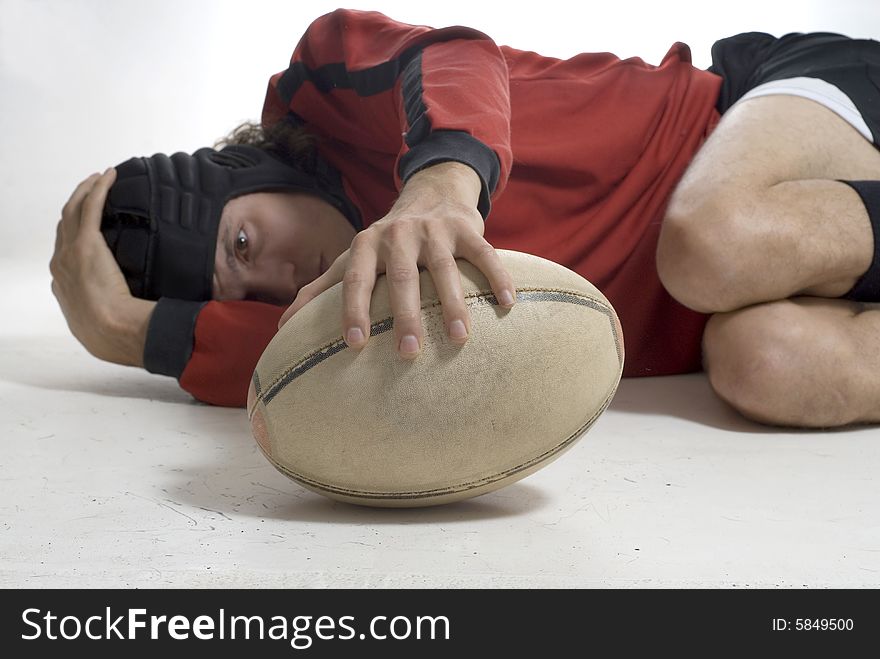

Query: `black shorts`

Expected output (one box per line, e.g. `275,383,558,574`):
708,31,880,144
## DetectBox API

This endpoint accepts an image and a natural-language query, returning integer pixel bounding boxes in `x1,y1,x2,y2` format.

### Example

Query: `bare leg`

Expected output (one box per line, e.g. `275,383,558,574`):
702,297,880,428
658,95,880,313
657,94,880,427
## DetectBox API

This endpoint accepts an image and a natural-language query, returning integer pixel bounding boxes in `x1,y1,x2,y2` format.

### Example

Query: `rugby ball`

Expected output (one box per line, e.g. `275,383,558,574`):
247,249,624,507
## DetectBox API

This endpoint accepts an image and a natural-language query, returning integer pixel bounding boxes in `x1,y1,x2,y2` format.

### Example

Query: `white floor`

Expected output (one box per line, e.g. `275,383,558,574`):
2,259,879,589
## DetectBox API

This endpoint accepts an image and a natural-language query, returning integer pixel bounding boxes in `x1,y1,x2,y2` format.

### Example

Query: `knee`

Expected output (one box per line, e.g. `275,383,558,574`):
702,302,859,428
657,190,759,313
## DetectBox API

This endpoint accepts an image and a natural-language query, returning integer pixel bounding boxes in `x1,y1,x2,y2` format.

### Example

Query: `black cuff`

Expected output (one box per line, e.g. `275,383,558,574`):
399,130,501,221
143,298,207,378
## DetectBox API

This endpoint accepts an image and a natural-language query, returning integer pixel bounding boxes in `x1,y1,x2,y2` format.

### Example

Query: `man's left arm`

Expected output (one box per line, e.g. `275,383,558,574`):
271,9,518,355
262,8,514,218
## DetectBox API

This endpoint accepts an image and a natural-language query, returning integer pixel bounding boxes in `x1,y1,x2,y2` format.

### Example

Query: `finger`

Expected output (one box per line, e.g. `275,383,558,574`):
278,281,319,328
278,252,346,328
384,241,424,359
79,168,117,235
340,235,379,350
458,235,517,309
61,172,102,231
424,241,471,345
278,301,295,328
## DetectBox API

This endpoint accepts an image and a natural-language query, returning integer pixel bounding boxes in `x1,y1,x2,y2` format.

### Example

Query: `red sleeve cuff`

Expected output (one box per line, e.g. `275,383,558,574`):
178,300,286,407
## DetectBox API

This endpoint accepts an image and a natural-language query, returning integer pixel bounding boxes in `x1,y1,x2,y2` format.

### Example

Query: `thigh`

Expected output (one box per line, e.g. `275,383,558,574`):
701,296,880,428
675,94,880,200
659,94,880,313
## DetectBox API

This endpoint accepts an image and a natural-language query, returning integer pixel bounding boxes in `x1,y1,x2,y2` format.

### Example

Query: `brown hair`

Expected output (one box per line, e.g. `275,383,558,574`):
214,118,318,174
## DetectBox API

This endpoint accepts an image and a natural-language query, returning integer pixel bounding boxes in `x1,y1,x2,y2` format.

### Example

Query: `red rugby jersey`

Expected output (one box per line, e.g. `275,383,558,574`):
154,8,723,407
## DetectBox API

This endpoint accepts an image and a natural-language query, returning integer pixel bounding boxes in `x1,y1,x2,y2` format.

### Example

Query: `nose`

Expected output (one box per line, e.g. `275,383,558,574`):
261,261,299,305
239,257,300,305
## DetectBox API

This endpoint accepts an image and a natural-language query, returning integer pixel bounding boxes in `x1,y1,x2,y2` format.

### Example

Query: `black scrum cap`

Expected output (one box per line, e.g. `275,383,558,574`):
101,144,359,301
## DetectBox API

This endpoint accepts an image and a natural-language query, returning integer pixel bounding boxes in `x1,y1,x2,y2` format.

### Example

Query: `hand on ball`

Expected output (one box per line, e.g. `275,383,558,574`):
278,163,516,359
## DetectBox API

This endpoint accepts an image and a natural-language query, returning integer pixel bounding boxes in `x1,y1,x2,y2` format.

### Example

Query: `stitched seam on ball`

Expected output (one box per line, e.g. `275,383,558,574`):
258,288,619,407
506,290,622,368
263,379,620,500
261,316,392,406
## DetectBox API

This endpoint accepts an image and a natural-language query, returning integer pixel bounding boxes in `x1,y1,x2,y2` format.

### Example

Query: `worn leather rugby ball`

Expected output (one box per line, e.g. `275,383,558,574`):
247,249,624,507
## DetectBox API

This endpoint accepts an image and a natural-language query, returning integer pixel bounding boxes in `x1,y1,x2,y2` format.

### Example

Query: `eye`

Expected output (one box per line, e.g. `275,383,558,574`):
234,228,249,256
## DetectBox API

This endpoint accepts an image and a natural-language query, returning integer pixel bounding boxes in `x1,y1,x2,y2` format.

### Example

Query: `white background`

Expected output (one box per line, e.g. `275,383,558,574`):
2,0,879,263
2,1,880,590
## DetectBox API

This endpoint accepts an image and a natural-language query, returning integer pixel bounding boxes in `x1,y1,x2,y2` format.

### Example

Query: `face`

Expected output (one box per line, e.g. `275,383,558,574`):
212,191,357,305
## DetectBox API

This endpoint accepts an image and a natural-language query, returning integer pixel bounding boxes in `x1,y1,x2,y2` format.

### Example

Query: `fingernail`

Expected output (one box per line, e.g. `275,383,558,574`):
346,327,364,346
449,319,467,339
499,290,515,306
400,335,419,355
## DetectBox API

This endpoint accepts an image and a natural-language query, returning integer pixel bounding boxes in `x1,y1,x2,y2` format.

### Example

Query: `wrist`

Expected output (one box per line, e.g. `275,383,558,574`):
103,297,156,368
400,161,482,211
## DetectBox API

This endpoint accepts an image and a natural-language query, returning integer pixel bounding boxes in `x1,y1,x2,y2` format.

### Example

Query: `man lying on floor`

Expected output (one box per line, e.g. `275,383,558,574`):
50,9,880,428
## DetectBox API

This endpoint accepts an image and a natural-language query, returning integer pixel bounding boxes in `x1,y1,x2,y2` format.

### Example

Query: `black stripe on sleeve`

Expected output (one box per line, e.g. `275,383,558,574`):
277,44,425,103
401,51,430,147
143,298,207,379
399,51,500,220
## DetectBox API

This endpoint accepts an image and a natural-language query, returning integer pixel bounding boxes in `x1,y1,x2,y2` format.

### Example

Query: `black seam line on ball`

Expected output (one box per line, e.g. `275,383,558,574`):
263,378,619,500
259,289,620,407
252,371,262,398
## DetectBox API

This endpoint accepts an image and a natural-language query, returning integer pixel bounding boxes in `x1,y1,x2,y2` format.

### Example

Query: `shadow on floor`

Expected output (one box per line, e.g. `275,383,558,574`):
240,481,554,524
0,335,194,405
610,373,813,434
163,428,558,524
610,373,867,435
2,336,820,433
